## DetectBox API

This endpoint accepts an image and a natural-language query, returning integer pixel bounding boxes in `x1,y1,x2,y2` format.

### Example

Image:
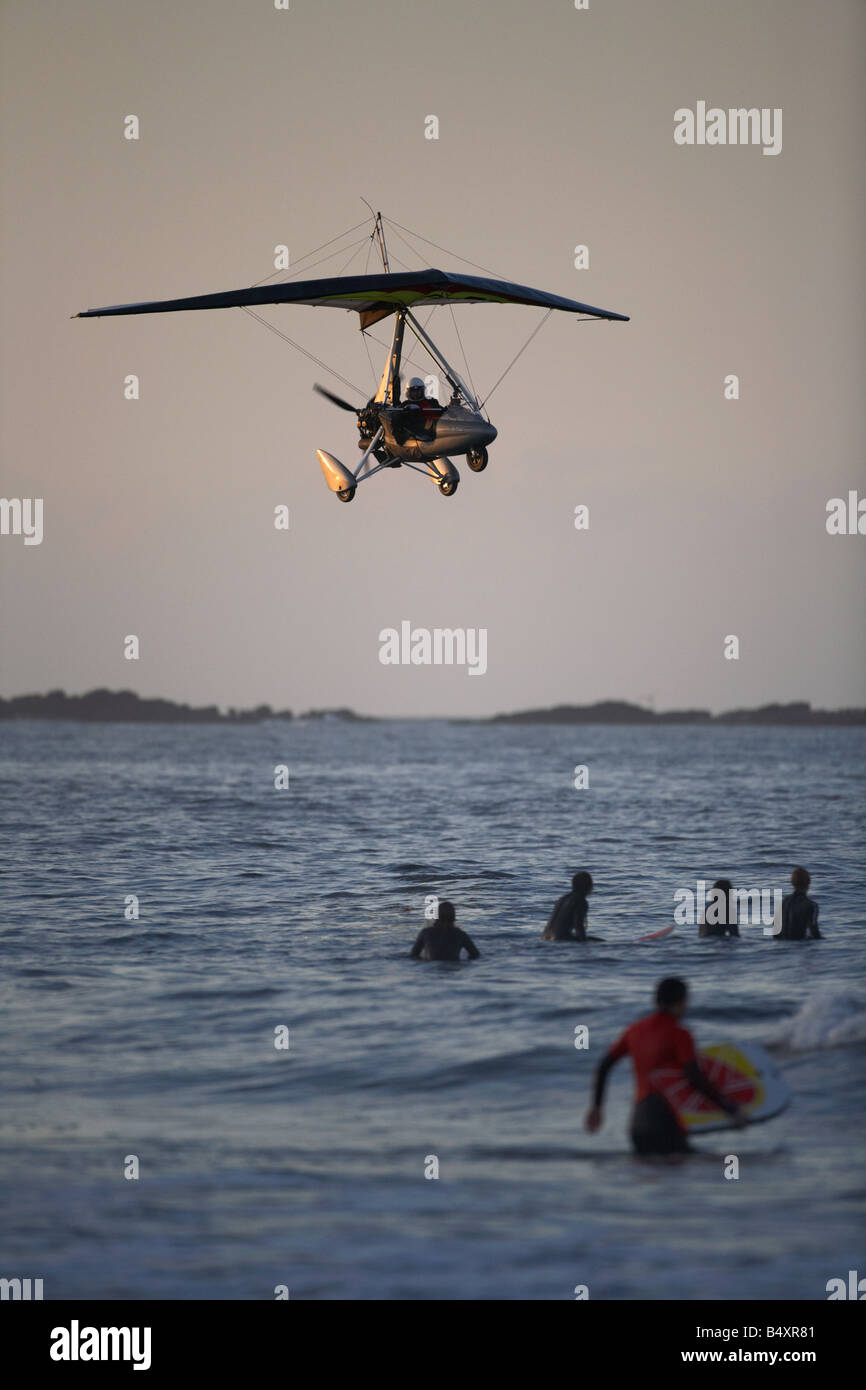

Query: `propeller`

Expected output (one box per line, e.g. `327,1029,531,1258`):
313,383,359,413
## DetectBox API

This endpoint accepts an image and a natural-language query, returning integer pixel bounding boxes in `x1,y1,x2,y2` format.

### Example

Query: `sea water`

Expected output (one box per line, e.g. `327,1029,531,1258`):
0,718,864,1299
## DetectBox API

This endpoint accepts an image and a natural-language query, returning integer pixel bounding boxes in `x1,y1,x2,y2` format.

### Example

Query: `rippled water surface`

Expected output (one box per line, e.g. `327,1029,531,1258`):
1,719,864,1299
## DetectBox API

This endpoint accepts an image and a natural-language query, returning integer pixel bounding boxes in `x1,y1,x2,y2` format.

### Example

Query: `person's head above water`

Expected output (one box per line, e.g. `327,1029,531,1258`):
656,976,688,1018
572,870,593,896
791,866,811,891
710,879,733,922
436,900,456,928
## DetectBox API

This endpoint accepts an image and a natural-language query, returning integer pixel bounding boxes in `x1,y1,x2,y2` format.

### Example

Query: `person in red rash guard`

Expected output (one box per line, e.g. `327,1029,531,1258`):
585,977,746,1157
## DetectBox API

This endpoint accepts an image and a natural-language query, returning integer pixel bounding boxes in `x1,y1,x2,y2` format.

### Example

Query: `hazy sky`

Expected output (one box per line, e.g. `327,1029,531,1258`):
1,0,863,716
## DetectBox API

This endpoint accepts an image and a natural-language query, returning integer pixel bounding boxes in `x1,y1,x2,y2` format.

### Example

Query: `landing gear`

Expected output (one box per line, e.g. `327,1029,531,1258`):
337,486,356,503
438,477,459,497
467,447,488,473
359,438,392,466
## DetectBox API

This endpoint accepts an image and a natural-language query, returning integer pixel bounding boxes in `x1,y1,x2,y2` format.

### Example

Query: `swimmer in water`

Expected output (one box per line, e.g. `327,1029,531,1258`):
698,878,740,937
410,900,480,961
778,866,821,940
585,977,746,1157
541,871,599,940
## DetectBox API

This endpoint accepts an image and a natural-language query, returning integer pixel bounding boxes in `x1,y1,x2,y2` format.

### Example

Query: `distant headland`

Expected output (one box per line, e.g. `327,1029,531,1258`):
0,689,367,724
0,690,864,726
485,700,866,727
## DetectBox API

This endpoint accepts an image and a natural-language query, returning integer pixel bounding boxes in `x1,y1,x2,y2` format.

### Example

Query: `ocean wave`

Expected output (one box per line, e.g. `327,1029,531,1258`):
766,992,866,1050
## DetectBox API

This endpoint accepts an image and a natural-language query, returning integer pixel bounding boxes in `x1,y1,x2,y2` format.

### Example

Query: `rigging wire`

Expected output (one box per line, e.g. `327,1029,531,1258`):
360,233,378,387
383,215,507,281
479,309,554,409
286,217,370,269
249,218,371,287
334,235,371,277
448,304,477,403
361,328,378,388
239,306,365,397
403,312,468,399
239,211,601,410
403,317,439,374
277,234,371,282
382,248,413,272
379,221,428,269
363,330,433,382
386,215,541,408
366,221,458,390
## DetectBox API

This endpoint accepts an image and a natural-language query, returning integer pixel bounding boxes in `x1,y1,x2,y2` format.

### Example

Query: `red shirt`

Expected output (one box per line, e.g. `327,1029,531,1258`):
608,1010,696,1102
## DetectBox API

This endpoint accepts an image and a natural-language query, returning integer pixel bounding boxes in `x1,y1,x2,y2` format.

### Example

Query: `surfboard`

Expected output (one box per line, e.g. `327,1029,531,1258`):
650,1042,790,1134
636,924,675,941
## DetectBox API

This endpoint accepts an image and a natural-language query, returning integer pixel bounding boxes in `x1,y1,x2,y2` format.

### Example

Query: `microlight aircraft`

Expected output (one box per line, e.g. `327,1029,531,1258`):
77,210,629,501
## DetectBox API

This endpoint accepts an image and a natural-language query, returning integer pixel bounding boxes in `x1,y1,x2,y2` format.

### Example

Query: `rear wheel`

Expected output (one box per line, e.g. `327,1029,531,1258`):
337,486,356,503
438,478,459,497
467,447,488,472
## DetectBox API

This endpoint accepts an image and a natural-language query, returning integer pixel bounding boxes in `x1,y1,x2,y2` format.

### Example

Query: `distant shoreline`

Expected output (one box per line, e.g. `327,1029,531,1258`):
0,690,370,725
1,690,864,726
482,700,866,727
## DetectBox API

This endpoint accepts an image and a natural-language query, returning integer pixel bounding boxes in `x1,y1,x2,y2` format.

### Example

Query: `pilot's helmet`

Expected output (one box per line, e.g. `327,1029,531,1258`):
407,377,426,402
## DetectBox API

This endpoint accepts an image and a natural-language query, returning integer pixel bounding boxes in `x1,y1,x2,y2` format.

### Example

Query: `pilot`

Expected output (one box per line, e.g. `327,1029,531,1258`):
401,377,441,434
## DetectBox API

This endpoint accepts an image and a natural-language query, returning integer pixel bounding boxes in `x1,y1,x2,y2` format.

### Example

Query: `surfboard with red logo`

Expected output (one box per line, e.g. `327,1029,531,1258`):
636,924,675,941
650,1042,790,1133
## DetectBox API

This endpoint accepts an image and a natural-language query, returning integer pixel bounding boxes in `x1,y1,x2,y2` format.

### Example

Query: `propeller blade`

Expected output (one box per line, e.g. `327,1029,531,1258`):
313,383,359,413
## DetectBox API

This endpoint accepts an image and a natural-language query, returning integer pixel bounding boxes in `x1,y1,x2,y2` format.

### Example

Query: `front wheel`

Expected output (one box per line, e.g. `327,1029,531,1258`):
438,478,459,497
337,486,356,503
466,447,488,473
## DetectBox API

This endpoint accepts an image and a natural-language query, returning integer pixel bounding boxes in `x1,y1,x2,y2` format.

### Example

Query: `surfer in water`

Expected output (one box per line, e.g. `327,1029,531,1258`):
778,867,821,940
541,871,599,941
584,978,746,1157
410,901,480,962
698,878,740,937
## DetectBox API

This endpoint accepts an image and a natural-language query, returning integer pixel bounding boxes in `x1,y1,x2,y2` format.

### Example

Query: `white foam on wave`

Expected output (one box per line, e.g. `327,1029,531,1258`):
767,991,866,1050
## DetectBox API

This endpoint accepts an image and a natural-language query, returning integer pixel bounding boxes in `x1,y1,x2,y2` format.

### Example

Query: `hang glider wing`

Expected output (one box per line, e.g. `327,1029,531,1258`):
77,269,629,329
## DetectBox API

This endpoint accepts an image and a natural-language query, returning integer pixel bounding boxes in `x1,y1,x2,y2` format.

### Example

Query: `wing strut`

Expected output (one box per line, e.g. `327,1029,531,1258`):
405,310,479,411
